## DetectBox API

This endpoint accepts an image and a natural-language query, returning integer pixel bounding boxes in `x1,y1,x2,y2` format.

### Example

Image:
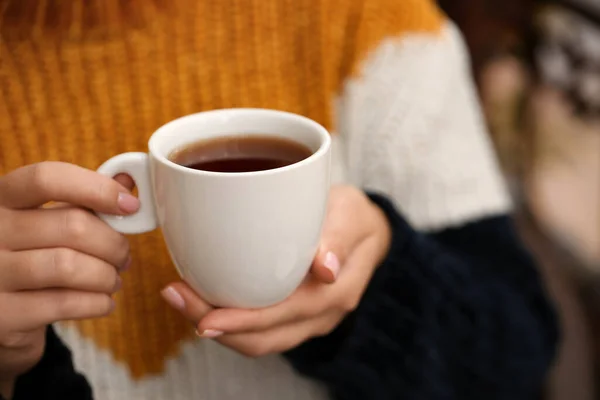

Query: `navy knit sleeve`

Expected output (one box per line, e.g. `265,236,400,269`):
284,193,559,400
10,326,93,400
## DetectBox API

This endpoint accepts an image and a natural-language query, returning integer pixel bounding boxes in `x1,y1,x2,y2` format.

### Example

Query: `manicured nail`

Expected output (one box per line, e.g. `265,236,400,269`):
121,256,132,272
160,286,185,310
324,251,340,280
118,192,140,214
195,329,224,338
112,276,122,293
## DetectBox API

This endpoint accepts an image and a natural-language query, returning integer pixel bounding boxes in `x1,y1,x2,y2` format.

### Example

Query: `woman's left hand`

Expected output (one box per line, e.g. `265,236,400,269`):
160,185,391,357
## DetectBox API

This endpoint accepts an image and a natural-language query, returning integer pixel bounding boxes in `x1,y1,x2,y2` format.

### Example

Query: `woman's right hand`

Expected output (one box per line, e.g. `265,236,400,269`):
0,162,139,397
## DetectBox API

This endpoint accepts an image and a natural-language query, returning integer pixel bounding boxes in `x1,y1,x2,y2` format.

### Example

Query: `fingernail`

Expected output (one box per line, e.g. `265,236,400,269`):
160,286,185,310
121,256,132,272
324,251,340,280
112,276,122,293
196,329,224,338
118,192,140,214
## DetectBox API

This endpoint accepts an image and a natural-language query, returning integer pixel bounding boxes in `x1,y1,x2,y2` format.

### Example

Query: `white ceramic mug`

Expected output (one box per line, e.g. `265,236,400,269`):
96,109,331,308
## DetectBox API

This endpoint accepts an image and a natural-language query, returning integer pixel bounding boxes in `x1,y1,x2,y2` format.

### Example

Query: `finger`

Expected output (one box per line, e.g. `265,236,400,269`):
0,162,139,214
40,175,135,211
37,175,134,210
310,195,371,284
160,282,213,324
3,208,130,268
200,237,385,335
113,174,135,192
212,312,341,358
0,249,120,294
2,290,114,330
197,280,330,334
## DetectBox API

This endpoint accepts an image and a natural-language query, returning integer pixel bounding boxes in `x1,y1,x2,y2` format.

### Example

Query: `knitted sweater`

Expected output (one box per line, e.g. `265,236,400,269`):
8,195,558,400
0,1,557,399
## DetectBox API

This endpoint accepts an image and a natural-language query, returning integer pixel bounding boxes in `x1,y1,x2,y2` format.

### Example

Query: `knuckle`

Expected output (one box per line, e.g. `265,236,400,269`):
30,162,53,195
63,209,91,241
55,293,80,318
114,235,130,264
95,178,117,206
51,248,78,281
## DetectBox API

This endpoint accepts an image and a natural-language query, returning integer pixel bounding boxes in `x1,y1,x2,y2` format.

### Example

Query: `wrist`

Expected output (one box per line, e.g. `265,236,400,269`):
370,200,392,266
366,192,415,266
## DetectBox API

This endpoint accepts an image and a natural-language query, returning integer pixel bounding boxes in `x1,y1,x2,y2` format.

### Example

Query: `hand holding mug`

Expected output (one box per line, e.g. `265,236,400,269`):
0,162,137,394
161,185,392,357
97,109,331,308
94,109,383,357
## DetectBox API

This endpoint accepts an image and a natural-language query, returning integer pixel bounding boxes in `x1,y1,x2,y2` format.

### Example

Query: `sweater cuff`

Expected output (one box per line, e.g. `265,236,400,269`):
367,192,414,257
12,326,92,400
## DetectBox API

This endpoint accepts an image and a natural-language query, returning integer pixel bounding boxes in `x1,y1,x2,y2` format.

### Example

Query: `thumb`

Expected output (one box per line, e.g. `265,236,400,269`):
310,206,368,284
310,245,341,284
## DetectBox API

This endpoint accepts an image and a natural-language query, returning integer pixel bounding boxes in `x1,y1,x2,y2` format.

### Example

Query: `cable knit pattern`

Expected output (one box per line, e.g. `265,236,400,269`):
1,1,520,399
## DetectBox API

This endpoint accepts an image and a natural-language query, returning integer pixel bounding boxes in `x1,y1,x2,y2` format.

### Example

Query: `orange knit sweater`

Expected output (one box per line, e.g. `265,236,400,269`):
0,1,511,399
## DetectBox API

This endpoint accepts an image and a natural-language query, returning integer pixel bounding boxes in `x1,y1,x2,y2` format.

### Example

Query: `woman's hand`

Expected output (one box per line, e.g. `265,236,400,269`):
161,185,391,357
0,162,138,396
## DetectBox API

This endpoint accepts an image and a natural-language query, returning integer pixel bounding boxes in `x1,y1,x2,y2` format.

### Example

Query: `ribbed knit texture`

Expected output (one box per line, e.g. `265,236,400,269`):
285,195,557,400
0,0,443,379
0,1,516,399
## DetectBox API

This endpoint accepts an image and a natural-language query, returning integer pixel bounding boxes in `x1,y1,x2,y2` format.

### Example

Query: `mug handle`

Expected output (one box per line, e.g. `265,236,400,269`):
96,152,158,234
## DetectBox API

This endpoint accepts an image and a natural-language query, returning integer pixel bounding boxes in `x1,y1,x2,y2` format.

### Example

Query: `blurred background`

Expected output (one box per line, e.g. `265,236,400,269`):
439,0,600,398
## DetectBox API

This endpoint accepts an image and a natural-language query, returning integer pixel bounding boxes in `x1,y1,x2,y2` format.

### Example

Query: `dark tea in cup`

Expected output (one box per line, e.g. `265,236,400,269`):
169,135,312,173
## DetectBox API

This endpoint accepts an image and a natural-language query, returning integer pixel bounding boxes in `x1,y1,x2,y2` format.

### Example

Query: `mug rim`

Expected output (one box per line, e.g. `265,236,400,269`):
148,108,331,178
